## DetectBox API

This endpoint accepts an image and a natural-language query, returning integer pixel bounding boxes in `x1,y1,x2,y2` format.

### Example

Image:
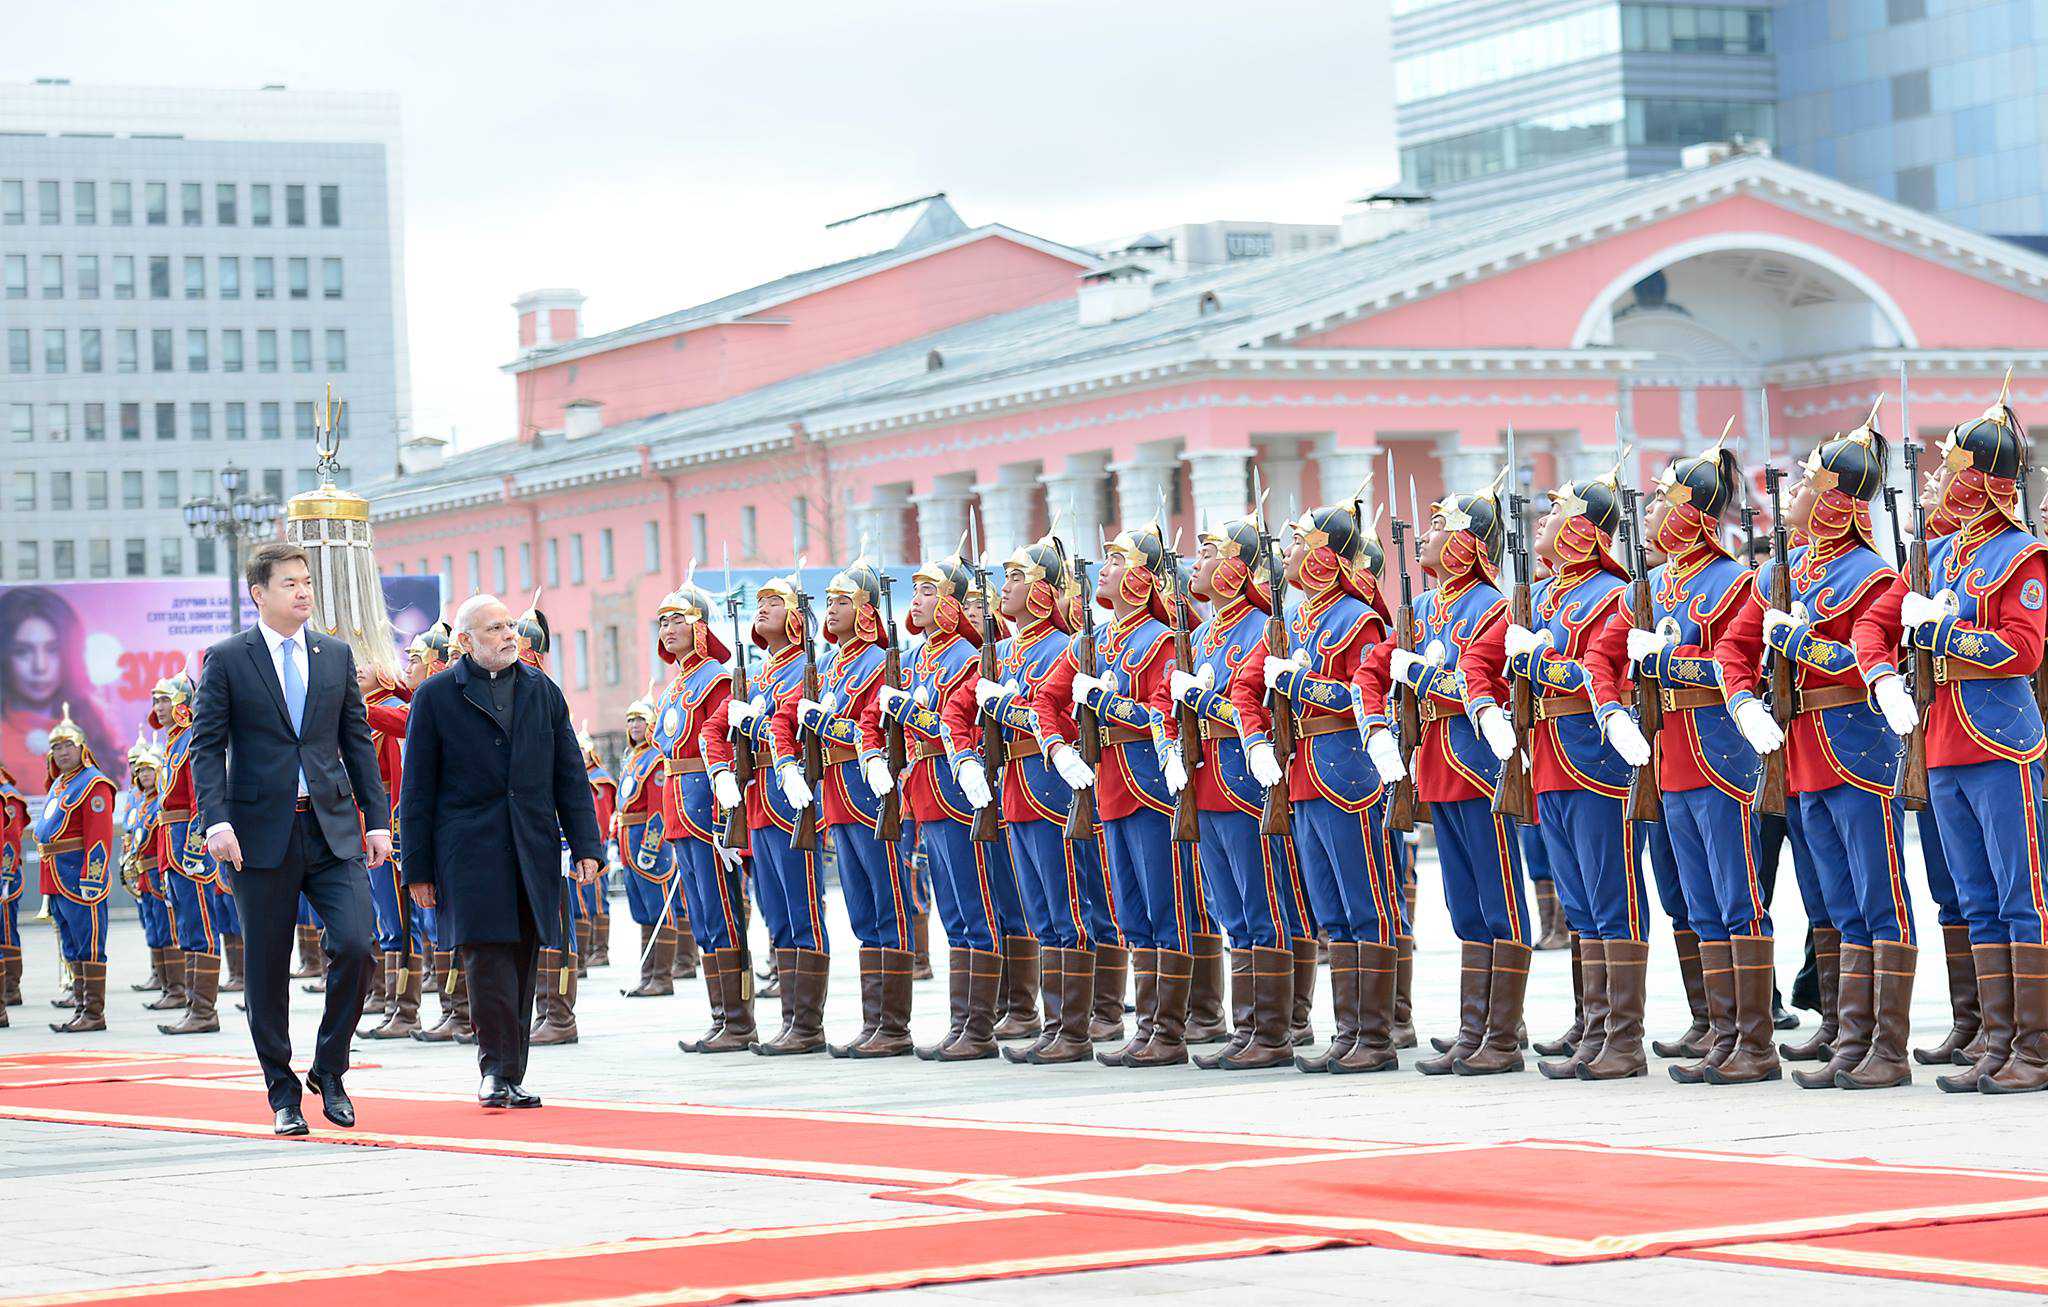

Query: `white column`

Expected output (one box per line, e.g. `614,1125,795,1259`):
1313,444,1380,524
973,467,1040,559
911,478,974,562
1436,436,1504,494
848,485,910,565
1180,447,1254,532
1040,453,1109,556
1257,440,1309,525
1110,447,1178,532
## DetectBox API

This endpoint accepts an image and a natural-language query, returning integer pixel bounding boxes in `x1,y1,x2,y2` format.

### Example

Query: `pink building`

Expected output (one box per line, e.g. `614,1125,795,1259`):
367,157,2048,729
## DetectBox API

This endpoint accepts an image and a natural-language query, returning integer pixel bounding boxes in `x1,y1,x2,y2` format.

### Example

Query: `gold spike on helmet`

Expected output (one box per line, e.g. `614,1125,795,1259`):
127,728,163,773
49,702,89,752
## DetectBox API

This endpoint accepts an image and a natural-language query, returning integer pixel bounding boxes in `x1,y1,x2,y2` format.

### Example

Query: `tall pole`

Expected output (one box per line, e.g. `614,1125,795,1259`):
228,532,243,634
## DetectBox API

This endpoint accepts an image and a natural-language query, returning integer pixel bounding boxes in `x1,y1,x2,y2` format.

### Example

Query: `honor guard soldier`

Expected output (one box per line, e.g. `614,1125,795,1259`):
618,699,684,998
360,659,425,1039
403,622,473,1043
509,597,581,1046
1357,485,1531,1076
878,549,1005,1061
124,736,186,1010
776,559,918,1058
1169,515,1315,1069
0,765,28,1009
1718,416,1915,1090
38,707,117,1033
578,726,616,976
655,581,755,1053
709,573,832,1055
1588,440,1777,1085
150,673,228,1036
1039,524,1199,1068
1466,468,1650,1080
1856,387,2048,1094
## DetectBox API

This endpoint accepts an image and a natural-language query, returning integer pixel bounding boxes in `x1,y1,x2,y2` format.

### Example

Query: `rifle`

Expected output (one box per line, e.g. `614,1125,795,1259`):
1759,466,1792,817
1062,557,1103,842
1620,486,1663,822
722,585,754,855
968,540,1004,845
794,578,823,853
1898,436,1933,810
1255,503,1294,838
876,572,906,842
1162,525,1201,844
1387,496,1422,832
1491,424,1537,824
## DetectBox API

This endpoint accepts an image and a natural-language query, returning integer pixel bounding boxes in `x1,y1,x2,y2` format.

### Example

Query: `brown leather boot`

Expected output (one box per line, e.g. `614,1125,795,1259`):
1670,939,1737,1082
1781,926,1841,1061
159,952,220,1034
1099,947,1159,1065
1544,938,1609,1078
992,935,1042,1041
1185,933,1229,1045
1653,928,1711,1058
1194,947,1256,1069
629,924,679,997
1418,943,1492,1075
1915,924,1980,1065
1214,946,1297,1069
1580,939,1649,1079
220,934,245,993
360,951,396,1034
1705,935,1783,1084
1090,942,1128,1042
357,940,388,1010
918,947,974,1059
755,949,781,999
1532,880,1568,950
1297,941,1358,1073
1333,943,1400,1073
145,946,190,1010
911,912,934,980
50,968,81,1010
133,946,166,992
49,961,107,1032
291,924,322,979
832,947,885,1057
1126,949,1193,1067
678,952,726,1053
1005,947,1065,1063
756,948,828,1055
364,952,424,1039
2,945,23,1005
1793,941,1871,1088
1837,940,1915,1090
1392,934,1416,1049
1289,935,1318,1046
1454,942,1532,1074
590,906,611,967
574,917,594,978
1027,948,1099,1063
621,923,652,995
1980,941,2048,1094
414,953,470,1042
933,948,1001,1061
1940,943,2012,1092
532,952,580,1045
1534,934,1584,1058
700,947,756,1051
850,948,918,1058
673,921,700,978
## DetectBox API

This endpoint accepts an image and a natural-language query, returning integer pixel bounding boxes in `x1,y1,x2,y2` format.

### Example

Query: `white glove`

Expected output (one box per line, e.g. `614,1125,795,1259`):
711,770,743,811
713,840,744,874
1627,627,1670,666
1476,705,1517,762
1168,668,1205,704
776,760,814,809
1071,672,1110,709
1245,740,1284,787
1733,697,1785,755
1262,654,1297,685
1761,607,1801,645
1050,743,1095,790
1603,712,1652,768
1365,729,1406,783
862,756,894,797
1161,743,1188,795
956,756,993,810
818,691,838,715
795,697,828,733
1503,624,1550,660
727,698,761,731
878,685,907,718
1390,648,1425,686
1873,673,1919,736
975,678,1007,709
1900,589,1953,633
913,685,930,707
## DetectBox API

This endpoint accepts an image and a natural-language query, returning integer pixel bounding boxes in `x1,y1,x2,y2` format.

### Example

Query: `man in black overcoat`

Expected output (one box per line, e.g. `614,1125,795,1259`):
400,595,604,1107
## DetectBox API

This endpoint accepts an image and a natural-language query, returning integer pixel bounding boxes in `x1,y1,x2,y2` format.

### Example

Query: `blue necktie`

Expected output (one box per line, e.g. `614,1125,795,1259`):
280,637,305,734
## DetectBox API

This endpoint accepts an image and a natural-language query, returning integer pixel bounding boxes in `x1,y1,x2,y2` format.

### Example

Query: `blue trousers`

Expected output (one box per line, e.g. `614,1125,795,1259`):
1524,820,1553,883
673,836,745,952
51,895,108,964
137,888,173,948
622,826,685,928
834,821,912,950
164,868,225,953
1008,818,1101,950
1536,790,1644,942
1781,800,1830,930
1929,758,2048,945
1662,786,1768,941
919,817,1003,953
1293,795,1395,945
366,855,430,954
212,882,241,938
1196,808,1299,949
1640,819,1688,932
1797,783,1912,947
0,896,15,951
1917,807,1962,928
1101,807,1189,951
1433,797,1530,944
752,822,827,952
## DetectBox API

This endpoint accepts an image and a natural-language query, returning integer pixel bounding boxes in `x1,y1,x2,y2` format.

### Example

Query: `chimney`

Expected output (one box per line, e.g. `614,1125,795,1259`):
1341,184,1432,248
513,288,586,353
1682,136,1773,170
400,433,447,472
1078,264,1154,327
563,399,605,441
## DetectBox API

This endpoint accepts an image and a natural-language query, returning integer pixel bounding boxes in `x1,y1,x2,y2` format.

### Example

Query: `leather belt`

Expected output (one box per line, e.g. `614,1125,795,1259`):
825,745,857,766
1660,687,1724,712
1293,713,1355,740
294,796,315,812
910,741,946,763
1936,659,2018,684
159,807,193,822
1797,684,1869,713
1534,691,1594,721
1005,734,1042,760
621,812,654,828
1103,725,1150,747
41,838,82,854
671,757,707,775
1200,721,1233,741
1418,698,1455,723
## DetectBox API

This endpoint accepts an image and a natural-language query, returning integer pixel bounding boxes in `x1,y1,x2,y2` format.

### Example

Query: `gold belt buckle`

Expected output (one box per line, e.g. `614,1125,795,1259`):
1933,655,1949,686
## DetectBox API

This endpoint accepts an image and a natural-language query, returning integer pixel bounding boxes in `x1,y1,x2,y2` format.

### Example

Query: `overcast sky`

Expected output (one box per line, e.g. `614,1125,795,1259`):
12,1,1395,452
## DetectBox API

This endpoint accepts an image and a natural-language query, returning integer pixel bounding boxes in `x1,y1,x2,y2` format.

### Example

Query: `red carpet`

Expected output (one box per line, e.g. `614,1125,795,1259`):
0,1209,1348,1307
1685,1214,2048,1294
0,1051,316,1090
901,1139,2048,1263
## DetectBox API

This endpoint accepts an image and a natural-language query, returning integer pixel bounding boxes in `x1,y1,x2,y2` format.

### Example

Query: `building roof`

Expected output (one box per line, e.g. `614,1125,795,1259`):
370,153,2048,520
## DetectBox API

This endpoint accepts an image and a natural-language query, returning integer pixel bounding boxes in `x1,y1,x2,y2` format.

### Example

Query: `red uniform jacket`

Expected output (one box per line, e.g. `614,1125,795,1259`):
1353,573,1504,805
1037,609,1176,821
770,637,889,831
704,641,803,834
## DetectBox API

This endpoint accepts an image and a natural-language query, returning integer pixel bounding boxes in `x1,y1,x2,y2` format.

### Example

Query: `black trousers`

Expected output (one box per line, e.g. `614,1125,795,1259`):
233,807,375,1110
462,884,541,1085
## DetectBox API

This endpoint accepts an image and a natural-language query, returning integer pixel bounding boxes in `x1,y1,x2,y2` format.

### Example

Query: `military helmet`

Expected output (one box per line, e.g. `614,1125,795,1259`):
512,591,551,664
1004,537,1070,592
1942,396,2025,483
1548,477,1623,536
1289,506,1365,561
1805,401,1889,503
1198,516,1265,569
825,559,884,607
1434,490,1506,563
1660,441,1743,520
1105,524,1168,575
910,553,975,600
408,619,456,673
624,698,657,726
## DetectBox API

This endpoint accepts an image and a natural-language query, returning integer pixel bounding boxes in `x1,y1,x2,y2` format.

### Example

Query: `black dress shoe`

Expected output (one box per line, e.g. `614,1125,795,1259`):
477,1075,513,1108
304,1072,356,1128
274,1105,310,1136
504,1082,542,1109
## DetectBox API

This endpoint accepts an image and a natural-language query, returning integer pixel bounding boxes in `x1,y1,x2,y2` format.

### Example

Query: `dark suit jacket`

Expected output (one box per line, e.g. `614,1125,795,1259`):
398,656,603,947
190,624,389,868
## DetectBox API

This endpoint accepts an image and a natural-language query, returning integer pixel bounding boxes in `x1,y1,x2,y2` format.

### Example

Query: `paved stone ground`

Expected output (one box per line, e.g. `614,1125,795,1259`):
2,833,2037,1303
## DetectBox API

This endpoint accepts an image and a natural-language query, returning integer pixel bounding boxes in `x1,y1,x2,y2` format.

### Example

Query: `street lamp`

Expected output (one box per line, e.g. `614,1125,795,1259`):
183,462,282,633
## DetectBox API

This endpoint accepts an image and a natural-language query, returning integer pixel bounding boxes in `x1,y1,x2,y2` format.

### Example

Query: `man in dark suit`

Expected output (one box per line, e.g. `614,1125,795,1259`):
400,594,604,1108
192,542,389,1136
